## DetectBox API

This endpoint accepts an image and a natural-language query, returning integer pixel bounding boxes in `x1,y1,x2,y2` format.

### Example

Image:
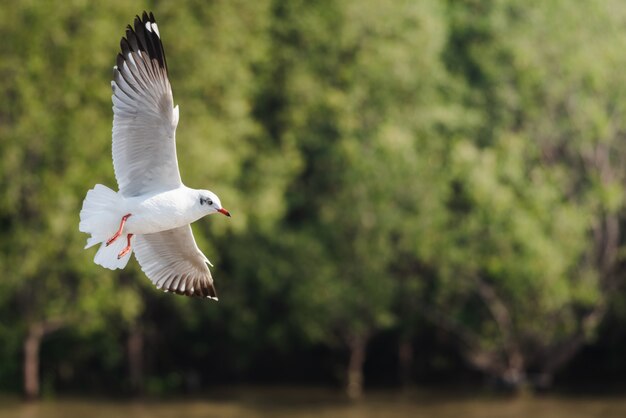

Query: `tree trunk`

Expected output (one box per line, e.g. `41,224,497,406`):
503,349,526,388
128,323,144,394
23,320,62,400
398,339,413,387
23,323,44,400
346,335,367,400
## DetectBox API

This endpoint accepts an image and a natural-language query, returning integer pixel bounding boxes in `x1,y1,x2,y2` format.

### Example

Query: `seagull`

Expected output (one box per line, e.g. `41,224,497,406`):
79,12,230,300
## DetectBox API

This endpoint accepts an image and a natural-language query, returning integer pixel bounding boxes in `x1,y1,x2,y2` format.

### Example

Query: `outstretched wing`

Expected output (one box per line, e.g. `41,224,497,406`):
111,11,182,197
133,225,218,299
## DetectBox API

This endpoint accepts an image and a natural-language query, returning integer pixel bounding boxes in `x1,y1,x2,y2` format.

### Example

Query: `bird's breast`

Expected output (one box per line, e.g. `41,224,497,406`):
122,189,198,235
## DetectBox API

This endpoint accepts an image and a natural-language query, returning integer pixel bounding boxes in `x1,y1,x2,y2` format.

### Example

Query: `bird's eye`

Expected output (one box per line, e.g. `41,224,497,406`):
207,199,213,206
200,197,213,206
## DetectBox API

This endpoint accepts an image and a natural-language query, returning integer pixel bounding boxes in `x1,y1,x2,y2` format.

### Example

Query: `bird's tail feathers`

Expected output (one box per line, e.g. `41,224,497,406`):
79,184,132,270
93,233,133,270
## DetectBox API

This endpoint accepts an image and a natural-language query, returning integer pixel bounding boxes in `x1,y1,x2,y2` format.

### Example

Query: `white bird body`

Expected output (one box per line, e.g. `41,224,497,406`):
79,12,229,299
121,187,208,235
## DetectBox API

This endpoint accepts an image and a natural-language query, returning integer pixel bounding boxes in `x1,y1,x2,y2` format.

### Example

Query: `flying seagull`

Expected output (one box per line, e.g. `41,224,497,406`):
79,12,230,300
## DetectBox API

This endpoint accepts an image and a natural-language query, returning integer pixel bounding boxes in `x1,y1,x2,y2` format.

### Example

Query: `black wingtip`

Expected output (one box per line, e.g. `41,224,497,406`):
170,282,218,300
116,53,124,70
207,284,218,300
116,11,168,74
120,37,131,56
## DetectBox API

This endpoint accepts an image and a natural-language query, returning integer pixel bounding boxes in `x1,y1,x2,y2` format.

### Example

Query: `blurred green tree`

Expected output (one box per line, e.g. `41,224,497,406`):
0,1,146,398
414,0,626,390
243,0,455,398
1,0,626,398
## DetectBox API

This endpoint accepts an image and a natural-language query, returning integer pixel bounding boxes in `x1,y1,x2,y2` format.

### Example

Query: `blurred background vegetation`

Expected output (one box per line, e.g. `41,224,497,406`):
3,0,626,404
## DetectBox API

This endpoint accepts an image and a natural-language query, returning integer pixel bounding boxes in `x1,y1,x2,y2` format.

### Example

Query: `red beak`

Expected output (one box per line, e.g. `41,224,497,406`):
217,208,231,217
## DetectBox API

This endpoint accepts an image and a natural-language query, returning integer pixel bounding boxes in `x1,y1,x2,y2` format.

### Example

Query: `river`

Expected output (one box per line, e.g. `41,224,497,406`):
1,388,626,418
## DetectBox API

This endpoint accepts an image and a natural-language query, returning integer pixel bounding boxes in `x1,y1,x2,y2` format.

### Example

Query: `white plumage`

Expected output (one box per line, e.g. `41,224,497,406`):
79,12,230,299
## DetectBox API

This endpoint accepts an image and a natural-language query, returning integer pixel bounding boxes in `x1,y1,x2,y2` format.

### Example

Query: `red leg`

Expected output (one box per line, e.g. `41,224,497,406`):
106,213,132,246
117,234,134,259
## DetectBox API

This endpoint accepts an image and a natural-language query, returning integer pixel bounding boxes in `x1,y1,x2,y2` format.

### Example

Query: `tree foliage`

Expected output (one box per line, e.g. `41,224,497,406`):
1,0,626,397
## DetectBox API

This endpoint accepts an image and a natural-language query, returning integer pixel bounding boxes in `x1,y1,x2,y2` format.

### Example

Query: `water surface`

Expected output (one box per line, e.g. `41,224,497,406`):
1,388,625,418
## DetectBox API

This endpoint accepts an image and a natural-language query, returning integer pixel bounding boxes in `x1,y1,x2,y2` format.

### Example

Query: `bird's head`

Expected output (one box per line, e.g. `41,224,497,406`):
198,190,230,217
